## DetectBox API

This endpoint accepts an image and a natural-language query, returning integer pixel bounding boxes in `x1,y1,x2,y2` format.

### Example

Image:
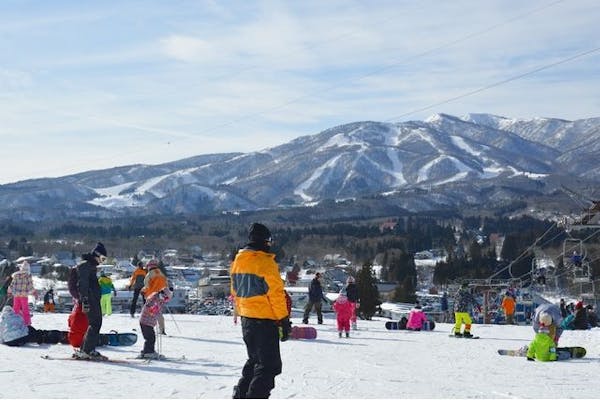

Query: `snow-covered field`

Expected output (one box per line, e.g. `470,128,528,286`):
1,310,599,399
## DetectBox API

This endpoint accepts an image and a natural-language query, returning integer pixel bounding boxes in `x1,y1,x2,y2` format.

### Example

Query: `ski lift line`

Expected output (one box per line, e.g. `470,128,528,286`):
201,0,575,132
385,46,600,123
488,221,558,280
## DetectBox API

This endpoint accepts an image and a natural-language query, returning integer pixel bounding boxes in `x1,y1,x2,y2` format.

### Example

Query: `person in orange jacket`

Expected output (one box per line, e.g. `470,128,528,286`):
501,292,516,325
128,261,147,317
141,260,168,334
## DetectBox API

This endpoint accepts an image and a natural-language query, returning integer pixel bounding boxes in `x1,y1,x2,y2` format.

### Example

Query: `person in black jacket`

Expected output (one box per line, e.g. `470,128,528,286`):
302,273,326,324
573,301,589,330
344,276,359,330
74,242,108,360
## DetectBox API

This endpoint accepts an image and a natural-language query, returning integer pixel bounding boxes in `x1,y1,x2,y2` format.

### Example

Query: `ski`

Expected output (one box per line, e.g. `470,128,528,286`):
40,354,142,364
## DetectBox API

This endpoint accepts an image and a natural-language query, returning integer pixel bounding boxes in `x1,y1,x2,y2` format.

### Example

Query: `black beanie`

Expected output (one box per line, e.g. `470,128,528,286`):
248,223,272,243
92,242,107,258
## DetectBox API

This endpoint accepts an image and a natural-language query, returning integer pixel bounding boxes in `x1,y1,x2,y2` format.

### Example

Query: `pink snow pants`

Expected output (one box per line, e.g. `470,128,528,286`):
337,316,350,332
13,296,32,326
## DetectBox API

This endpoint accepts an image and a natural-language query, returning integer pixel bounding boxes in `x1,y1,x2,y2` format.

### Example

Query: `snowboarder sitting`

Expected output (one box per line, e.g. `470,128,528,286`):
406,304,429,331
333,291,353,338
139,288,171,359
526,312,558,362
0,305,69,347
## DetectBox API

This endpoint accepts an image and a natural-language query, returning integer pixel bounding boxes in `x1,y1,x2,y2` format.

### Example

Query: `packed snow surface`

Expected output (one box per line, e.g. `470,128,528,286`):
1,311,599,398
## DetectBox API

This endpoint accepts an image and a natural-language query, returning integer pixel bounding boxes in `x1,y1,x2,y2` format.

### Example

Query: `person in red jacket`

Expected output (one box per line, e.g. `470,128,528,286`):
333,292,354,338
67,302,89,348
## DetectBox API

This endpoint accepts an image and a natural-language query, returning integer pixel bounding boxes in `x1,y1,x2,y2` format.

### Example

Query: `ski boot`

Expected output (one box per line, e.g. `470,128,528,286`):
462,331,474,338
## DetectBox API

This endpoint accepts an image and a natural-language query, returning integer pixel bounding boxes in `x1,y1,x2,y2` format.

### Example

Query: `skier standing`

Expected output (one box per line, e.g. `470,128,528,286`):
128,261,147,317
302,273,326,324
139,288,171,359
74,242,108,360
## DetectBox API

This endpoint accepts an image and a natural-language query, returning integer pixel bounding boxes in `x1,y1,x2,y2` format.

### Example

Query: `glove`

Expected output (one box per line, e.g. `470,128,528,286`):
527,357,535,361
278,317,292,342
81,297,90,313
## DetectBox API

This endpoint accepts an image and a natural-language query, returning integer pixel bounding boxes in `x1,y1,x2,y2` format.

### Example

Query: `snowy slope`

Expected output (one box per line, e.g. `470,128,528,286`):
1,311,599,398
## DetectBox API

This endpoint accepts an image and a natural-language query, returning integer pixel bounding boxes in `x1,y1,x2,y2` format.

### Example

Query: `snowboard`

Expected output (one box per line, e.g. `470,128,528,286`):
498,346,586,359
291,326,317,340
385,317,408,330
99,332,138,346
449,334,480,339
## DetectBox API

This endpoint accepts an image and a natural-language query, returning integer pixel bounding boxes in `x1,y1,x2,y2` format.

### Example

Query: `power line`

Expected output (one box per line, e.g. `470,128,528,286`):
385,46,600,122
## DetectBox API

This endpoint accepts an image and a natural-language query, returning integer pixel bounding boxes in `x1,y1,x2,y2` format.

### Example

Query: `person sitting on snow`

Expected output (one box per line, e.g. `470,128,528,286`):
0,305,69,347
532,303,563,345
406,304,429,331
526,312,558,362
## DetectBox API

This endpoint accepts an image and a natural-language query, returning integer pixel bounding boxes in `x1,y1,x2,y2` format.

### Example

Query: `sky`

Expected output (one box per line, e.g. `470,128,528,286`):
2,308,600,398
1,0,599,184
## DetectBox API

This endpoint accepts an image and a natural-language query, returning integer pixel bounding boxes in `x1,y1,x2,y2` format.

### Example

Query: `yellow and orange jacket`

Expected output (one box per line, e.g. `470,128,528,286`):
141,268,168,298
230,248,288,321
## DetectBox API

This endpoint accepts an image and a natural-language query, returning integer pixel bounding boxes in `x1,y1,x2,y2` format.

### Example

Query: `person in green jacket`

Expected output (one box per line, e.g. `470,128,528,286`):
98,272,117,316
526,312,557,361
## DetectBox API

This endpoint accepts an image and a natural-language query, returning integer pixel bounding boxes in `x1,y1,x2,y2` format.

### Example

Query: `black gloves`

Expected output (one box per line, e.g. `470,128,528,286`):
279,317,292,342
527,357,535,361
81,297,90,313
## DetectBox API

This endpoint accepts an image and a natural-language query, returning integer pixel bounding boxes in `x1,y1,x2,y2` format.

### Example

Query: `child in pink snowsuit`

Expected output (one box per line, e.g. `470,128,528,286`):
406,305,428,331
333,292,354,338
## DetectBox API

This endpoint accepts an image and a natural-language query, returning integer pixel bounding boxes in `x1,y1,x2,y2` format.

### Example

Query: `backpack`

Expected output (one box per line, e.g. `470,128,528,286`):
68,266,80,299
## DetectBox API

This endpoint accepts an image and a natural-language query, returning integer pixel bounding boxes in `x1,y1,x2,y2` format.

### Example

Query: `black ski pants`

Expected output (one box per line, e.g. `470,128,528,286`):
130,288,145,315
233,317,282,399
81,296,103,354
302,301,323,324
140,323,156,354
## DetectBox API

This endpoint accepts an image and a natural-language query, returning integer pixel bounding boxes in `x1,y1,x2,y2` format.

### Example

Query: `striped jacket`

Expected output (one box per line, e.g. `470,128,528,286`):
230,247,288,321
8,271,34,297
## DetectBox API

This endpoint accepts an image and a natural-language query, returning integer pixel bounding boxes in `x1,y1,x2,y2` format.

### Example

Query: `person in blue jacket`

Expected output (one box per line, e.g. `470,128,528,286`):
302,273,327,325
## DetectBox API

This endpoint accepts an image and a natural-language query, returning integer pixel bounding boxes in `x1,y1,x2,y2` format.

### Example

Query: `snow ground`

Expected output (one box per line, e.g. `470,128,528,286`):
1,310,599,399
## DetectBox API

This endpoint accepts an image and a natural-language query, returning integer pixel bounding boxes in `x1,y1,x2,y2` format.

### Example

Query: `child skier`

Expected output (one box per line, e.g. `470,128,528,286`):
8,261,36,326
139,288,171,359
333,292,353,338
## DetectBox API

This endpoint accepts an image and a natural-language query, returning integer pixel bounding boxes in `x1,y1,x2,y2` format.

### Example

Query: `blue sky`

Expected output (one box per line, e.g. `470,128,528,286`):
1,0,599,184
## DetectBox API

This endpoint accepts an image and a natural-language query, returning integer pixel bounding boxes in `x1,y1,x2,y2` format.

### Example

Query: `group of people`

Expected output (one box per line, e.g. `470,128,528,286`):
0,242,173,362
559,298,598,330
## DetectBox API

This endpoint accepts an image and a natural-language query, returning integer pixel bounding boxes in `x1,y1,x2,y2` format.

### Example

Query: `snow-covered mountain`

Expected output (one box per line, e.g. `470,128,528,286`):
1,113,599,221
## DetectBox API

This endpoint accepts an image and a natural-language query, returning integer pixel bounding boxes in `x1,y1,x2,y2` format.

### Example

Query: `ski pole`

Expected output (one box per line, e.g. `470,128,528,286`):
156,325,162,355
164,303,182,334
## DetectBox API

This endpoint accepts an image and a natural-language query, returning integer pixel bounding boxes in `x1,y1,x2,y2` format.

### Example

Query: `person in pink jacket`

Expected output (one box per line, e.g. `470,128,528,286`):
333,292,354,338
406,304,429,331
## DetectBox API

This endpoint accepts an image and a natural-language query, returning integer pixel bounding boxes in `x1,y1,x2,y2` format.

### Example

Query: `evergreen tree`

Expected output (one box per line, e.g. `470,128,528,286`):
356,263,380,320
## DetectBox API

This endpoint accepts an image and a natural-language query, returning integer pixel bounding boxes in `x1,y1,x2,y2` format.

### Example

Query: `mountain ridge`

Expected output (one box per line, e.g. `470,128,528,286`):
2,113,598,221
